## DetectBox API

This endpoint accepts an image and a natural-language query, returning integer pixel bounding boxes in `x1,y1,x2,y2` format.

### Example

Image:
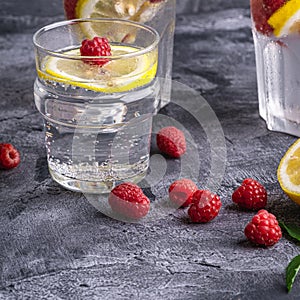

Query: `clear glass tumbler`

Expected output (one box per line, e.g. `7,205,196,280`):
33,18,160,193
251,0,300,136
64,0,176,108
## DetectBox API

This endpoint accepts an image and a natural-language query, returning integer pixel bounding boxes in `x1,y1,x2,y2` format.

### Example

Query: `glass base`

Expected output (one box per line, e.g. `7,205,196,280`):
264,114,300,137
49,168,147,194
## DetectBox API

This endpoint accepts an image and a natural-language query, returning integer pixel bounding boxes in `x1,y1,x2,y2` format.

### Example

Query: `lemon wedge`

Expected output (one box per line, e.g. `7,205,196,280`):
277,139,300,205
268,0,300,37
38,44,157,93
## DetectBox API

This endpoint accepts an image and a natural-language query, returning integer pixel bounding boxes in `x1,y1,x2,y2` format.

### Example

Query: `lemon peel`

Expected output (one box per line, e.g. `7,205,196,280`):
277,139,300,205
268,0,300,37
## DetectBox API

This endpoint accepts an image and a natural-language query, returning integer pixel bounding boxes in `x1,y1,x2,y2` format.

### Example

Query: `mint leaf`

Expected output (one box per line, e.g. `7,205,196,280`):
287,255,300,292
279,221,300,242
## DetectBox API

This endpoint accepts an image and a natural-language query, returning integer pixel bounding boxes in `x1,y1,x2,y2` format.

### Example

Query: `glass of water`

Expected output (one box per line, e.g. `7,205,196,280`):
64,0,176,108
251,0,300,136
33,18,160,193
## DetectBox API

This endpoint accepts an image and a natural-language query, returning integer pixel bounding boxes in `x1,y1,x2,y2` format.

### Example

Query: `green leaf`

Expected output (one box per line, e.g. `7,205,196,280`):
279,221,300,242
286,255,300,292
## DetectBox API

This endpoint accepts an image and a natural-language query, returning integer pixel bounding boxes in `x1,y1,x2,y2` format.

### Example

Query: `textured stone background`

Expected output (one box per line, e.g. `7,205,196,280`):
1,0,300,299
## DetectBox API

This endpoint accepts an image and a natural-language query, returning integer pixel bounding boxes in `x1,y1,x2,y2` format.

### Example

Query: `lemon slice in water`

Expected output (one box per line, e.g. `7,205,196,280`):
277,139,300,205
38,44,158,93
268,0,300,37
74,0,161,22
73,0,163,41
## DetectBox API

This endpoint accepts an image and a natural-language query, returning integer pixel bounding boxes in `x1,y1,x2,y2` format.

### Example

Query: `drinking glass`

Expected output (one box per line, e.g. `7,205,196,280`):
64,0,176,108
251,0,300,136
33,18,160,193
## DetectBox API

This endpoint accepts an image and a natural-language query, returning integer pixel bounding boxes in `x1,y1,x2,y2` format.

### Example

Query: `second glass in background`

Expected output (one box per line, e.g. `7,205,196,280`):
64,0,176,109
251,0,300,136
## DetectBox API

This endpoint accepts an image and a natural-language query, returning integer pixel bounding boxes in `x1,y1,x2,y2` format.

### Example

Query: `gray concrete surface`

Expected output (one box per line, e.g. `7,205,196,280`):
1,1,300,299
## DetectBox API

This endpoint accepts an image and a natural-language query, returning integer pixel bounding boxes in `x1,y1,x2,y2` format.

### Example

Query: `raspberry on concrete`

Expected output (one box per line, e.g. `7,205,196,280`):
169,178,198,208
244,209,282,246
0,143,20,170
188,190,222,223
80,36,111,66
232,178,267,210
156,126,186,158
108,182,150,219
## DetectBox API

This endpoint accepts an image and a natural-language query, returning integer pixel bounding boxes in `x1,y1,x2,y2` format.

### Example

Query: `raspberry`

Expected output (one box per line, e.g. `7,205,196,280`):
156,126,186,158
169,178,198,208
244,209,282,246
108,182,150,219
251,0,286,35
232,178,267,210
80,36,111,66
263,0,286,17
188,190,222,223
63,0,78,19
0,143,20,169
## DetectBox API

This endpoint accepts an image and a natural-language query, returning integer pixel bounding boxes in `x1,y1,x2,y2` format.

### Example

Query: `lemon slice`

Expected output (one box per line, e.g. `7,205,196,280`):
76,0,140,19
268,0,300,37
277,139,300,205
38,45,158,93
75,0,162,21
74,0,163,39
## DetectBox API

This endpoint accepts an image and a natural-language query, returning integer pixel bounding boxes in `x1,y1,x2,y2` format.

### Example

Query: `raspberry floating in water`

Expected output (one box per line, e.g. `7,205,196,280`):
244,209,282,246
232,178,267,210
169,178,198,208
156,126,186,158
108,182,150,219
188,190,222,223
251,0,286,35
80,36,111,66
0,143,20,169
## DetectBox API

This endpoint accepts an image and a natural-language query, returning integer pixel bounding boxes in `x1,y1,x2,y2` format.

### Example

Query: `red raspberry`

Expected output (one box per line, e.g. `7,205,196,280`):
232,178,267,210
156,126,186,158
169,178,197,208
63,0,78,20
188,190,222,223
150,0,163,3
108,182,150,219
244,209,282,246
263,0,286,17
0,143,20,169
80,37,111,66
251,0,286,35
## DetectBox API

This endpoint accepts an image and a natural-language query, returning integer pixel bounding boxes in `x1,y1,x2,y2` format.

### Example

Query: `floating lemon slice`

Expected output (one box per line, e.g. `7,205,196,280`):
75,0,161,21
277,139,300,205
268,0,300,37
73,0,163,39
75,0,135,19
38,44,158,93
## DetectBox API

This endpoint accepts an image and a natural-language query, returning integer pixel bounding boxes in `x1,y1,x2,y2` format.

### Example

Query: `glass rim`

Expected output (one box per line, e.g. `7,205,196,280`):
33,18,160,60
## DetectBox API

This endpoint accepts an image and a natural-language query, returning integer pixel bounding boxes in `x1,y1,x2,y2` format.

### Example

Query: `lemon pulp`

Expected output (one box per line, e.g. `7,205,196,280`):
38,44,158,93
277,139,300,205
268,0,300,37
